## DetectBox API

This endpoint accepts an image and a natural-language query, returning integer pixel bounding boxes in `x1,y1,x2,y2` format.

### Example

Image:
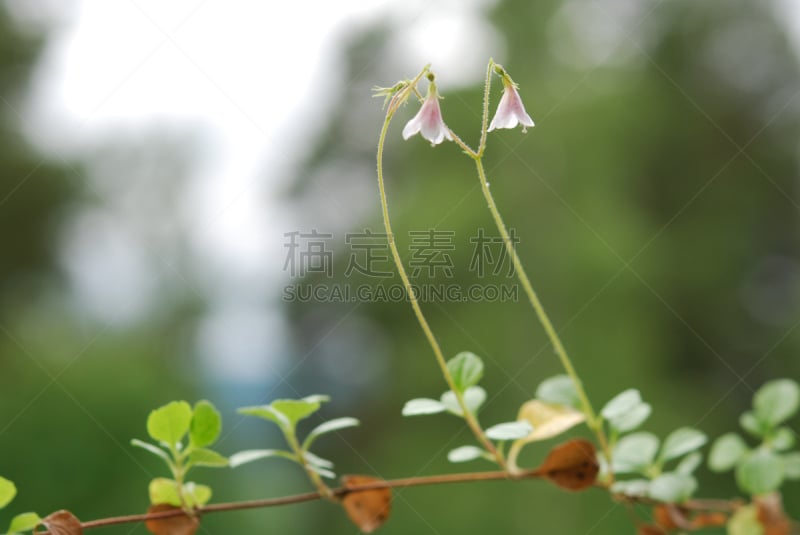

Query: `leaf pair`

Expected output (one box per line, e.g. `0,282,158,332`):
600,389,652,433
132,400,227,514
708,378,800,496
403,352,487,418
611,427,707,503
231,395,359,481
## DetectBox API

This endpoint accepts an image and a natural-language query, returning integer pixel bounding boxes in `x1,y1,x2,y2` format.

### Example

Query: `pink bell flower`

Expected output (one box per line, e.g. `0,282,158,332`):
402,81,453,146
489,79,535,133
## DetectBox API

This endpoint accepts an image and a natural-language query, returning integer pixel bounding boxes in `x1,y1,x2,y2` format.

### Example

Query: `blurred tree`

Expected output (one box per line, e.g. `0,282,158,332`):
0,5,76,306
285,0,800,532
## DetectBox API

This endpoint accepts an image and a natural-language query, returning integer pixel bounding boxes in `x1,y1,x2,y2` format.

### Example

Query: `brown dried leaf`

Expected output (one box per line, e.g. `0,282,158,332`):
534,439,598,491
36,510,82,535
144,504,199,535
341,475,392,533
756,493,790,535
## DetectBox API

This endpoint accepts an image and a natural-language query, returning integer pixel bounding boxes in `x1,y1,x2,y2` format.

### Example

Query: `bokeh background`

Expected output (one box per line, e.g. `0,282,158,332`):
1,0,799,533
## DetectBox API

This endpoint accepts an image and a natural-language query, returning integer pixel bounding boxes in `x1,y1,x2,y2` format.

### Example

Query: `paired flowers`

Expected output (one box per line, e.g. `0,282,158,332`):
391,64,534,146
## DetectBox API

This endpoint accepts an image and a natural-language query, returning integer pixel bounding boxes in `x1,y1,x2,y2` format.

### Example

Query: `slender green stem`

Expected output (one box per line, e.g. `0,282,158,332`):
471,157,612,463
376,84,505,469
285,430,333,500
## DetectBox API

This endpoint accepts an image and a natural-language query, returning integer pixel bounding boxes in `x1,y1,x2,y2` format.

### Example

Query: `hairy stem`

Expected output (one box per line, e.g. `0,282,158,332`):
472,156,612,463
376,82,505,468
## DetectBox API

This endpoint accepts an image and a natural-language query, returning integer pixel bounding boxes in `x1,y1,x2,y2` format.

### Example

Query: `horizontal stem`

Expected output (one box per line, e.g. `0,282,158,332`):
39,469,758,533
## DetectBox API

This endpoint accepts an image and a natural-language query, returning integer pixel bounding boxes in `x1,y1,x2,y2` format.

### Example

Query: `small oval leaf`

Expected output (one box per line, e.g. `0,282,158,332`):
709,433,749,472
341,475,392,533
601,389,642,420
228,449,296,468
304,417,360,449
536,375,580,408
190,401,221,448
447,446,486,463
440,387,486,416
401,399,446,416
610,402,652,432
188,449,228,468
753,379,800,427
485,421,532,441
736,449,784,496
446,352,484,392
8,512,41,533
0,476,17,509
647,472,697,503
613,432,659,474
147,401,193,446
659,428,707,463
149,478,182,507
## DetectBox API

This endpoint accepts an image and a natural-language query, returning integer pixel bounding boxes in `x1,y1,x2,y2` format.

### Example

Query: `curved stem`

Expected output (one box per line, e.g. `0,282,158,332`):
377,101,505,469
472,157,612,463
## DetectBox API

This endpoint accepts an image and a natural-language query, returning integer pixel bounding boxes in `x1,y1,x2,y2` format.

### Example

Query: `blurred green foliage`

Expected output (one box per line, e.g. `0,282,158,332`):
1,0,800,533
287,0,800,532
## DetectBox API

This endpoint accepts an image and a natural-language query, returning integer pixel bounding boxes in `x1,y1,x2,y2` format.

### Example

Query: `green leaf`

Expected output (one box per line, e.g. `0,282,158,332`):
740,411,766,437
709,433,749,472
190,400,222,448
447,446,487,463
753,378,800,427
485,421,532,441
147,401,193,446
601,389,641,420
536,375,580,408
131,439,173,466
238,405,291,431
271,395,329,426
609,479,650,497
609,402,652,433
612,432,659,474
446,352,484,392
770,427,795,451
306,463,336,479
0,476,16,509
183,482,212,507
736,449,785,495
648,472,697,503
783,452,800,479
727,504,764,535
440,387,486,416
303,417,360,450
229,449,297,468
659,427,707,463
188,448,229,467
7,512,41,534
149,478,182,506
676,452,703,475
303,451,334,469
402,398,446,416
